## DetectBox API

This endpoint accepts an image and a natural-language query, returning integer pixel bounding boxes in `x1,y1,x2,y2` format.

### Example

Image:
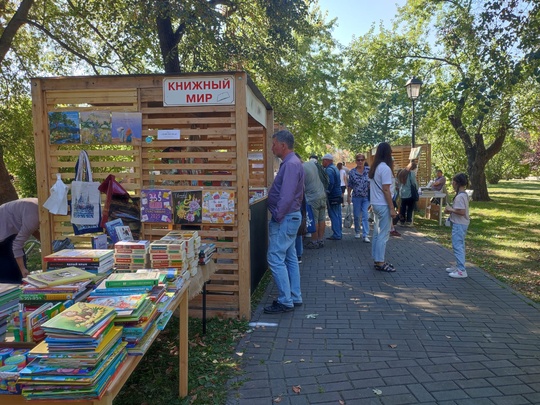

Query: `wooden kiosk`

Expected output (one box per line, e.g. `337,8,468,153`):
31,72,274,320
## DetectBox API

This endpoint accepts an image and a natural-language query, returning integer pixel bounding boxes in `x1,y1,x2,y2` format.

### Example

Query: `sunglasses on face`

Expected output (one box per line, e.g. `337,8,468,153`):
356,158,365,161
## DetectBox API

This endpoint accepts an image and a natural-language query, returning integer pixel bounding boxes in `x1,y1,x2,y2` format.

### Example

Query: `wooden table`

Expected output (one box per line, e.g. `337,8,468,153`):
418,191,447,225
3,282,190,405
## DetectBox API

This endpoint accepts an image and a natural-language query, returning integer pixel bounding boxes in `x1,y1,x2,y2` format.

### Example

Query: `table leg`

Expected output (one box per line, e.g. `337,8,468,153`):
179,292,188,398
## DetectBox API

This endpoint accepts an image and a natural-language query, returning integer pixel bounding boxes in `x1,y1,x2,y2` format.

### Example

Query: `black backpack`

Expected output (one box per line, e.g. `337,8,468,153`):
315,161,330,190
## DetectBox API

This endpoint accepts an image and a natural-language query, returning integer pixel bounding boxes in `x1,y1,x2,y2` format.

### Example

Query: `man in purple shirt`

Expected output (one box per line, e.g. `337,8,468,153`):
265,130,304,314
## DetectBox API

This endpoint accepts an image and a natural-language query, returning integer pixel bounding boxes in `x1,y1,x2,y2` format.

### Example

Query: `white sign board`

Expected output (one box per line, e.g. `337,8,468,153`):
157,129,181,140
163,76,235,106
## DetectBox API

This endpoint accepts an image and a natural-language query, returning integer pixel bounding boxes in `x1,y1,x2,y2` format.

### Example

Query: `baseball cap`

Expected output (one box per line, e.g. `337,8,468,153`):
322,153,333,161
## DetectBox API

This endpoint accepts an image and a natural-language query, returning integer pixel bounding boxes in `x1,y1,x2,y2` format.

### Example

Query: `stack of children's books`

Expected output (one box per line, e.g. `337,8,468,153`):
0,284,21,341
89,271,167,355
113,240,150,271
44,249,114,275
162,231,201,277
12,301,68,343
19,302,127,401
21,268,95,302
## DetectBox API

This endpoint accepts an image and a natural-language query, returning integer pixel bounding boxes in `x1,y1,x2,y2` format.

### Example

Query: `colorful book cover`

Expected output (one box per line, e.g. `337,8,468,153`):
48,111,80,144
103,218,123,244
140,189,173,223
111,112,142,145
41,302,115,336
173,190,202,224
80,111,112,144
202,190,235,224
105,271,161,288
44,249,114,263
26,267,95,288
115,226,133,242
88,294,147,316
91,234,109,249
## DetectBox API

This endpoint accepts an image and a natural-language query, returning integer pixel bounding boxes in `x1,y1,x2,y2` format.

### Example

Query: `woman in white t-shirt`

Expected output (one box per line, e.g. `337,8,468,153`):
368,142,398,272
444,173,470,278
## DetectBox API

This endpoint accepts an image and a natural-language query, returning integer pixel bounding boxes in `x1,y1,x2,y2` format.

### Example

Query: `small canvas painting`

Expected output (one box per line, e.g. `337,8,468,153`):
111,112,142,145
173,190,202,224
48,111,80,144
80,111,112,144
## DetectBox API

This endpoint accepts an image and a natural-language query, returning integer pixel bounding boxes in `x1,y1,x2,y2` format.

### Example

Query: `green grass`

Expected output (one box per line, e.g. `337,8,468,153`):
415,179,540,303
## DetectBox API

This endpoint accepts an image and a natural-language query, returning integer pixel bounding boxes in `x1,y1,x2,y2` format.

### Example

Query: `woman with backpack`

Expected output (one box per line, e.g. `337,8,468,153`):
397,161,418,226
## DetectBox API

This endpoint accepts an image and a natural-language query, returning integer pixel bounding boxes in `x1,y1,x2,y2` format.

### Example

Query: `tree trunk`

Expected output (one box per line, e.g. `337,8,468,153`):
468,152,490,201
0,149,19,205
156,15,181,73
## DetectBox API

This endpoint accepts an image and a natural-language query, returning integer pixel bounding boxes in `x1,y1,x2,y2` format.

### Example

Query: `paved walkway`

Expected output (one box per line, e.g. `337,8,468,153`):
226,221,540,404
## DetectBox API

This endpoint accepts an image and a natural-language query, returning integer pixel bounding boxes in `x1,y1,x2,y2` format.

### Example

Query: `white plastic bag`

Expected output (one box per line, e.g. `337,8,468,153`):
70,151,101,226
43,173,69,215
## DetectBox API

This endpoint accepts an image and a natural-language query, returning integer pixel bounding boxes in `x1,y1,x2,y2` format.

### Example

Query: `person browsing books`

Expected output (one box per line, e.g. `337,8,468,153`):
0,198,40,283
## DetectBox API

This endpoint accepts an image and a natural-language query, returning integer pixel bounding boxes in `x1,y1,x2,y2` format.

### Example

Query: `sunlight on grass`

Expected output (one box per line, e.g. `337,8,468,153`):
417,179,540,303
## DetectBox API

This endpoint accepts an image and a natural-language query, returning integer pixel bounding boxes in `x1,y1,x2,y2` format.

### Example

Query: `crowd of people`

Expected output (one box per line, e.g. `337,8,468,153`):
0,132,469,317
264,133,470,314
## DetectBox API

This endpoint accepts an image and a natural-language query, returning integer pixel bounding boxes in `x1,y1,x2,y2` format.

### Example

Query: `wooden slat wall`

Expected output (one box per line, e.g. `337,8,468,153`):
31,73,272,319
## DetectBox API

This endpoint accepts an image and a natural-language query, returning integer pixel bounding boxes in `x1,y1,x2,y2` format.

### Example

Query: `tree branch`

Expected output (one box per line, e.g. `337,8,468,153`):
24,19,112,74
0,0,34,65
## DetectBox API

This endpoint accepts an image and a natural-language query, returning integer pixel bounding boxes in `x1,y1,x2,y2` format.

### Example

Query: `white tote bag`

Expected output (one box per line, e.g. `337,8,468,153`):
70,151,101,226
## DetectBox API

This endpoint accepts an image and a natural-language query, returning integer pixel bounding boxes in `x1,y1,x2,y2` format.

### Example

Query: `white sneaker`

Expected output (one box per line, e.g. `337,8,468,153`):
446,267,458,273
363,236,370,243
355,233,361,239
449,270,468,278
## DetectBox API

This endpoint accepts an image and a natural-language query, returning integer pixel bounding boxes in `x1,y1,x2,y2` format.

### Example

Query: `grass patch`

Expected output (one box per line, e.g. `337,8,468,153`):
415,179,540,303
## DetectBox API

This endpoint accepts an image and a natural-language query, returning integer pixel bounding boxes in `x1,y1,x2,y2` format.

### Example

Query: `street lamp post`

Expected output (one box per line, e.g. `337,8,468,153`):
405,76,423,148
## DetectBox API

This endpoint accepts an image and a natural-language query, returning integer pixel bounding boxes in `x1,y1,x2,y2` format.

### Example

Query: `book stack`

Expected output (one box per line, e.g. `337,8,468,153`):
149,239,187,274
15,301,69,343
95,272,162,355
22,268,96,303
162,231,202,276
0,284,20,341
19,302,127,401
113,240,150,271
199,242,217,265
45,249,114,275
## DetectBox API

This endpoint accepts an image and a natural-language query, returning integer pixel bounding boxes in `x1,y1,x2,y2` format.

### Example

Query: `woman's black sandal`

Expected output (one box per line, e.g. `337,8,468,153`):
374,263,396,272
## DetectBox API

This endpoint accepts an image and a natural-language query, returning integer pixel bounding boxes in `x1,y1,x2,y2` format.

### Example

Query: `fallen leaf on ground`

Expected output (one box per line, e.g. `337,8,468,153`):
273,396,282,403
315,326,323,330
235,352,243,357
389,344,397,348
253,344,260,348
283,360,292,364
292,385,301,394
373,389,382,395
306,313,319,319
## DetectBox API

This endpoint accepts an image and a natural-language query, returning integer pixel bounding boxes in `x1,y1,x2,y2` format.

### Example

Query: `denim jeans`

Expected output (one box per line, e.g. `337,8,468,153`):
295,235,303,258
451,223,468,271
327,202,342,239
352,196,370,237
371,204,391,263
400,197,415,222
267,212,302,307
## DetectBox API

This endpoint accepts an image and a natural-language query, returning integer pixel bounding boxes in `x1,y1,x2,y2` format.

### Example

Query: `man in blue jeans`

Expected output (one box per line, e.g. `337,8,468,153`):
322,154,342,240
264,130,305,314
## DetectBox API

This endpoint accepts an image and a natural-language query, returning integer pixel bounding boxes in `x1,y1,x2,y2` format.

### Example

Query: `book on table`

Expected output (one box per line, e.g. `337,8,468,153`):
40,302,116,337
44,249,114,263
87,294,148,316
25,267,95,288
105,271,161,288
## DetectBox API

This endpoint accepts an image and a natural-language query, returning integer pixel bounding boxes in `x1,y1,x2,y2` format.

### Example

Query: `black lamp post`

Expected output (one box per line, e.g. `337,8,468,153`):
405,76,423,148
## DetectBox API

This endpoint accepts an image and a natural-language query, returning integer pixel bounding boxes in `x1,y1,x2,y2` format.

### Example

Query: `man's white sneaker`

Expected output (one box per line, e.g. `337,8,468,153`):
363,236,370,243
355,233,361,239
446,267,458,273
449,270,468,278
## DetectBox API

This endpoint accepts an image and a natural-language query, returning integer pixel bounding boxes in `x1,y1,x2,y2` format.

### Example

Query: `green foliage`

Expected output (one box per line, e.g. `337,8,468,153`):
485,135,530,183
0,95,36,197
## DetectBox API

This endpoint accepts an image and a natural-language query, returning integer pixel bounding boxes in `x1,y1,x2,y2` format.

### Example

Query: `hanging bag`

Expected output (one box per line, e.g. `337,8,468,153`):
99,174,142,239
343,204,353,228
70,151,103,234
306,204,316,233
409,173,419,202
